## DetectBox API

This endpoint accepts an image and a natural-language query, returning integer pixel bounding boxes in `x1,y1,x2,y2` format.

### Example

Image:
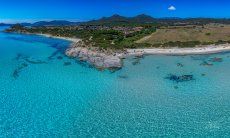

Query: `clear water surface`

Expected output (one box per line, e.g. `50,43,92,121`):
0,27,230,137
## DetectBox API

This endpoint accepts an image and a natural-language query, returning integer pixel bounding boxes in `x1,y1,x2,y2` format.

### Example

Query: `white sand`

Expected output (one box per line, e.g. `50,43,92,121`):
38,34,81,43
127,44,230,56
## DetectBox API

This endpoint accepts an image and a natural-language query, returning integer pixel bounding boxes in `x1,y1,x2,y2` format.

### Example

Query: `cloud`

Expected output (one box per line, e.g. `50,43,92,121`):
168,6,176,11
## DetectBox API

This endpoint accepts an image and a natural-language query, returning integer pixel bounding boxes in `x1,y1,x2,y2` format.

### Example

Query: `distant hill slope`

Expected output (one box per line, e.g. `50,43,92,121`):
0,23,12,26
85,14,157,25
18,20,80,27
31,20,80,26
85,14,230,26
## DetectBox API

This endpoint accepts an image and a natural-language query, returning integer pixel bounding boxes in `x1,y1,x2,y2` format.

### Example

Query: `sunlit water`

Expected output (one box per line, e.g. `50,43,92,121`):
0,27,230,137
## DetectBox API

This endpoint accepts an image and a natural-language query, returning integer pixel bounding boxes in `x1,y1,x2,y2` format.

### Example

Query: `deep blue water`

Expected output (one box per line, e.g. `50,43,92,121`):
0,27,230,137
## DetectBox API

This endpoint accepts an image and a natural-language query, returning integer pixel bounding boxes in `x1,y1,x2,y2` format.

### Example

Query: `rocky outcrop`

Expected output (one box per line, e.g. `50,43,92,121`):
65,41,123,69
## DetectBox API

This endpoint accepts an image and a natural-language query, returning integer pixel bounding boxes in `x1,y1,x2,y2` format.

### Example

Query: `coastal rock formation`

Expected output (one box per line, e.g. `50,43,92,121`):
65,41,123,69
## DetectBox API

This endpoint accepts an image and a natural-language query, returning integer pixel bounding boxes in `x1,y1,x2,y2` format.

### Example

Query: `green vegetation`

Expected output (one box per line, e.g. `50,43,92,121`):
5,19,230,49
6,24,156,49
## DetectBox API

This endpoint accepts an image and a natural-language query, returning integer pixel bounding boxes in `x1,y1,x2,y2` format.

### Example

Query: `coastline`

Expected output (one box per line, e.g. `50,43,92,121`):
40,33,230,56
127,44,230,56
37,34,81,43
28,33,230,69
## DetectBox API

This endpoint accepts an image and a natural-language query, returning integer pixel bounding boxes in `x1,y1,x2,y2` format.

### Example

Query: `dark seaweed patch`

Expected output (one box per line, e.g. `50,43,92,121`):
64,62,72,66
165,74,194,83
48,50,60,60
50,43,66,51
191,55,210,61
174,86,179,89
25,58,47,64
57,56,63,60
13,70,19,79
118,75,128,79
13,63,29,79
14,53,29,61
47,43,67,60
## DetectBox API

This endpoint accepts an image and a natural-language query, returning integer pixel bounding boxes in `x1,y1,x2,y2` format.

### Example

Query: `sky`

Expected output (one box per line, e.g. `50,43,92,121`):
0,0,230,23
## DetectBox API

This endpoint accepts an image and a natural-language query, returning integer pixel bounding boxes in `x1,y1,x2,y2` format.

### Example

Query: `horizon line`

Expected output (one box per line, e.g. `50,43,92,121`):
1,14,230,24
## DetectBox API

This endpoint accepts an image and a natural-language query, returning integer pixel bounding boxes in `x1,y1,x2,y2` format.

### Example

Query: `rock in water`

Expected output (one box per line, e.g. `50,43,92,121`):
166,74,194,82
209,57,223,62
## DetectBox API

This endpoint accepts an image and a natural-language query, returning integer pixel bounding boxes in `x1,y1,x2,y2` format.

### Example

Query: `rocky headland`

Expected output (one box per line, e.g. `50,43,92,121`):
65,40,124,70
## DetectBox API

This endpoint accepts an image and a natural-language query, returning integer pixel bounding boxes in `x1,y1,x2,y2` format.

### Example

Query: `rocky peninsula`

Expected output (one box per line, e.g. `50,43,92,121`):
65,40,124,69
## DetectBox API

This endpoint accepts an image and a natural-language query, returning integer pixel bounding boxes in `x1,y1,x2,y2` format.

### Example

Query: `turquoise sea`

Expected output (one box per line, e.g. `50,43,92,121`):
0,26,230,137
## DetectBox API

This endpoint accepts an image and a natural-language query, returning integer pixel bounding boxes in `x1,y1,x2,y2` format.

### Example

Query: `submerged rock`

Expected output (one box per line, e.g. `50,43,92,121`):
200,61,213,66
65,41,123,69
209,57,223,62
201,73,206,76
177,63,184,67
132,59,140,66
166,74,194,83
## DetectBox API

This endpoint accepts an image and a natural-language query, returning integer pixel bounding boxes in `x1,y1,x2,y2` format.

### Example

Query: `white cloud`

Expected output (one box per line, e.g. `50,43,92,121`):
168,6,176,11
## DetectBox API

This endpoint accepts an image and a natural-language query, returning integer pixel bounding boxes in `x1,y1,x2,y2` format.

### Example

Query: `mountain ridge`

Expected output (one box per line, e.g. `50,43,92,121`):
2,14,230,27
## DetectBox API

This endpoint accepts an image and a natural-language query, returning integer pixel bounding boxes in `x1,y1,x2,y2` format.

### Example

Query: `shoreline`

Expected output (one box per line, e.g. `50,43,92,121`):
28,33,230,69
34,33,230,56
37,34,81,43
127,44,230,56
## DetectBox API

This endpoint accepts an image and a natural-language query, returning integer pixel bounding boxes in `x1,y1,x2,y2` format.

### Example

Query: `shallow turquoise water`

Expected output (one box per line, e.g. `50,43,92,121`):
0,27,230,137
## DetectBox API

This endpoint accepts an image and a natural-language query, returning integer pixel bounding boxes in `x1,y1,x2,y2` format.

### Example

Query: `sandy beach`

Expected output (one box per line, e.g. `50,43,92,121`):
38,34,81,43
127,44,230,56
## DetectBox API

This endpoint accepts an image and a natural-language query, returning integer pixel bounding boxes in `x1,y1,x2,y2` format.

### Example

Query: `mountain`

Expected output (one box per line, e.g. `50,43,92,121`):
0,23,12,26
16,20,80,27
20,23,33,26
86,14,156,25
11,14,230,27
31,20,80,26
131,14,156,23
85,14,230,26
